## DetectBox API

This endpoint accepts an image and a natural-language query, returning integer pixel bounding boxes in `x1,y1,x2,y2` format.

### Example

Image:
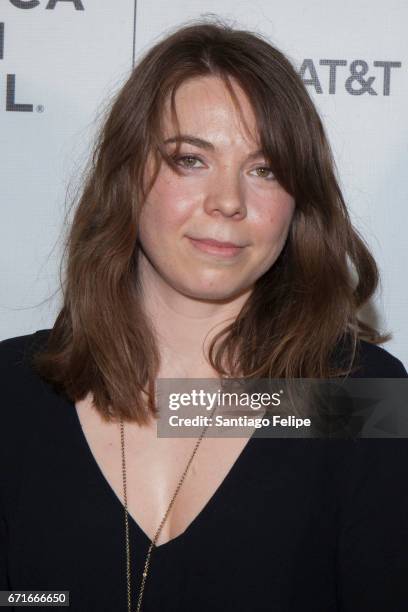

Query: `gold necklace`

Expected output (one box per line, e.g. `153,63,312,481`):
120,408,215,612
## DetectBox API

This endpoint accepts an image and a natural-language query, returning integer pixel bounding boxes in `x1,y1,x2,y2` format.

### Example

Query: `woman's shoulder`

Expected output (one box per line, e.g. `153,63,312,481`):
0,329,61,516
0,327,50,356
0,328,51,383
335,336,407,378
0,328,54,429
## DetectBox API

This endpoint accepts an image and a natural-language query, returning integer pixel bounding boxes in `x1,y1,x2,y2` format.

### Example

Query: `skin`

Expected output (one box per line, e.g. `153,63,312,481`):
138,74,295,379
75,75,296,545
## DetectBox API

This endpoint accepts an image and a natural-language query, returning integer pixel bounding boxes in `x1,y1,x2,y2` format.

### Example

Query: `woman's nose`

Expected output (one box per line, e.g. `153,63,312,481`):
203,168,247,218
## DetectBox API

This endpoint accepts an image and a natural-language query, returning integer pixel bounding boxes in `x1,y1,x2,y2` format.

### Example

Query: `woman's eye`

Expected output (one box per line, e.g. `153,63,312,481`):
251,167,275,181
171,156,274,180
173,155,204,169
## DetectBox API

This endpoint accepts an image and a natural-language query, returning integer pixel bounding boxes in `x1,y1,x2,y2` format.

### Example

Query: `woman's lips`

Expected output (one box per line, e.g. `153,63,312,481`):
187,237,245,258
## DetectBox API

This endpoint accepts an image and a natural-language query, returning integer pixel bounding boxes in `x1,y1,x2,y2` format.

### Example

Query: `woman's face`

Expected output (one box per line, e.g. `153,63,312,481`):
138,75,295,302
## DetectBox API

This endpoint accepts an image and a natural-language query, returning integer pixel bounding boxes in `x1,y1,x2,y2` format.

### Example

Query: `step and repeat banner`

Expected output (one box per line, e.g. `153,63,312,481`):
1,0,407,364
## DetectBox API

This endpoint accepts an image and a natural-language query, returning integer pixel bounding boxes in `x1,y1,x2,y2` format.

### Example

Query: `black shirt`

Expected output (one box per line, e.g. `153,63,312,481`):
1,329,408,611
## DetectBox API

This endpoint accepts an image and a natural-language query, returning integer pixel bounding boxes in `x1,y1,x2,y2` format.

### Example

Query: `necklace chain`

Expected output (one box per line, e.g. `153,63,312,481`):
120,406,216,612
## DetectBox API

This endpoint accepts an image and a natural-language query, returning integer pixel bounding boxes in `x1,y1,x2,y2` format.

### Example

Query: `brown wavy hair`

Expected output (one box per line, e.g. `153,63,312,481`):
32,16,390,424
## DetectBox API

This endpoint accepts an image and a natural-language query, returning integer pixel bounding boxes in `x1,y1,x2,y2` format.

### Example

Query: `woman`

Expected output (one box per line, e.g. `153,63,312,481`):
1,18,407,612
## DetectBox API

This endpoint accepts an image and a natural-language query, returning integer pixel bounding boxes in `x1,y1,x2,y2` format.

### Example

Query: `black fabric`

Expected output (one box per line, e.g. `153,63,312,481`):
1,329,407,611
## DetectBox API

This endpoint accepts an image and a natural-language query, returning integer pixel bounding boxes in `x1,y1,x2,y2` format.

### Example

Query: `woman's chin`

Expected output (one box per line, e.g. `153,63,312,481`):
177,280,252,303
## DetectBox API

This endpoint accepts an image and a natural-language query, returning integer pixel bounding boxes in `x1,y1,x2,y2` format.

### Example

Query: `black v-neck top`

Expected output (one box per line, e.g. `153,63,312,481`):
1,329,408,611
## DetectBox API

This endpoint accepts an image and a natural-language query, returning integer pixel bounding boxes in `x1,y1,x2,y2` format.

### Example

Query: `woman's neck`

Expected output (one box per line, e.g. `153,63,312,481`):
138,255,251,378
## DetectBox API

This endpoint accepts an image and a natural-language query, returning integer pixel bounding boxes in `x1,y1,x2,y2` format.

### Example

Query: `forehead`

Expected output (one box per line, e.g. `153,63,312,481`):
161,75,259,147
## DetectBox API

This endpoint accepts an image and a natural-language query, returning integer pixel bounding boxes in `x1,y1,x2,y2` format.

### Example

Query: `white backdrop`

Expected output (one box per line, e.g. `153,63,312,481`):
1,0,407,366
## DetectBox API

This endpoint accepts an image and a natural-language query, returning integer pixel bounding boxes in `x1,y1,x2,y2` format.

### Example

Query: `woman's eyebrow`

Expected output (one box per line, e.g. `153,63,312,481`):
164,135,214,149
163,134,264,159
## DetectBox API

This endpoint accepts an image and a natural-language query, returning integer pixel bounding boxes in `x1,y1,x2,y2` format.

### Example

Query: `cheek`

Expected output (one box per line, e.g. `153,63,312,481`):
257,195,295,246
146,174,199,232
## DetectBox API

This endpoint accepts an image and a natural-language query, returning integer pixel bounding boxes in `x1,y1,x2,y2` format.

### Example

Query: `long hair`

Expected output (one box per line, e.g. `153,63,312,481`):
32,16,390,424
